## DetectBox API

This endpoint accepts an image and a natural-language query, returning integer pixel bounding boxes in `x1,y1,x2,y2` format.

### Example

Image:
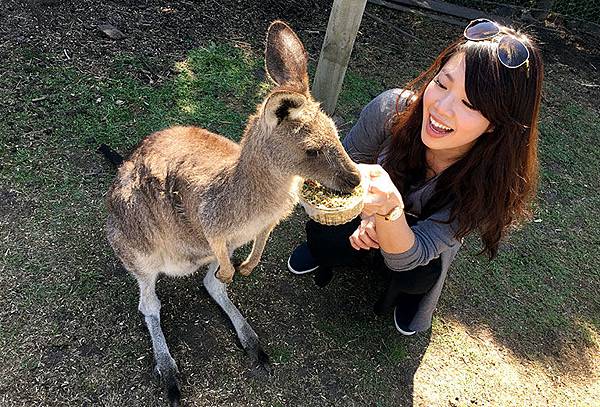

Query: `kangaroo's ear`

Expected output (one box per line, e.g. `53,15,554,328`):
265,20,309,93
263,91,307,131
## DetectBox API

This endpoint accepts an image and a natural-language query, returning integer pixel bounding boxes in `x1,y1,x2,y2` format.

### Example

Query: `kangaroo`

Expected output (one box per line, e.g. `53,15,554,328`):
104,21,361,406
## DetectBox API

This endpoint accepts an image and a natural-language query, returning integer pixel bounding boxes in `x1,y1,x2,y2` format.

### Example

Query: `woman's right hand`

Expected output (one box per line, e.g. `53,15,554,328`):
349,216,380,250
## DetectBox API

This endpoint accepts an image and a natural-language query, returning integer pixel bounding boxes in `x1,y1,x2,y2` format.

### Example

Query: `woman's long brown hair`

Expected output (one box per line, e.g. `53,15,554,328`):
382,28,544,259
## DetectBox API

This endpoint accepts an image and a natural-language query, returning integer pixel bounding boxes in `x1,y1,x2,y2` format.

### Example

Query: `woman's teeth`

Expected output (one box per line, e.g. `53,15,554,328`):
430,116,453,133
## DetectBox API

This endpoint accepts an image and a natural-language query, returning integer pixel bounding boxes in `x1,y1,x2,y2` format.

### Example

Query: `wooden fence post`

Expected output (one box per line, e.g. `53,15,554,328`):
313,0,368,115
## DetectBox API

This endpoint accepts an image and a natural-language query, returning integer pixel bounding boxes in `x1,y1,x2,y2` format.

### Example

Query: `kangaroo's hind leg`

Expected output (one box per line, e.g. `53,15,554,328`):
203,262,271,373
135,270,181,406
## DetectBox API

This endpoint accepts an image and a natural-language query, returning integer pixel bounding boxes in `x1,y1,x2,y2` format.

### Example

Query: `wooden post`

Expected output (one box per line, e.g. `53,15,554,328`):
313,0,368,115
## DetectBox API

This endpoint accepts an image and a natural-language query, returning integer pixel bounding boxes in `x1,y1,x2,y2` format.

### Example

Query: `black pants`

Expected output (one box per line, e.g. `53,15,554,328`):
306,217,442,325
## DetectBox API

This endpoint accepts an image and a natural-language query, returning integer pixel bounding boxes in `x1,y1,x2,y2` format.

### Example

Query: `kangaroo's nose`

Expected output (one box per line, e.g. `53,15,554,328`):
339,168,361,192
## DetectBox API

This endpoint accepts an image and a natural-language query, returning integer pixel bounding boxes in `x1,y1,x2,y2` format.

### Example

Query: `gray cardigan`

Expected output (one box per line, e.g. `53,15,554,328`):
342,89,462,332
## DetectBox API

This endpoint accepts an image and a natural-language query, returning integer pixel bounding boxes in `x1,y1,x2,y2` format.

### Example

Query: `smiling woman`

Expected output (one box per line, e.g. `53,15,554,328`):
384,22,544,259
287,19,544,336
421,54,493,160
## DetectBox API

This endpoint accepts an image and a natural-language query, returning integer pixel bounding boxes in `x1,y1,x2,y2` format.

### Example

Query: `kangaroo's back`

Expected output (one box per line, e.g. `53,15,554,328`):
106,125,239,259
122,125,239,184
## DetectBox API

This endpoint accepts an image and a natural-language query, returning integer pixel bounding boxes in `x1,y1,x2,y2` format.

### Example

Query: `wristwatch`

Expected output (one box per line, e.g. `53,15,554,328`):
376,206,403,221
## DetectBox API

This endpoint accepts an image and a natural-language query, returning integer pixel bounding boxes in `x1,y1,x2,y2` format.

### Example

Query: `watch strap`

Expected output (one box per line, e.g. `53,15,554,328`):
376,206,403,221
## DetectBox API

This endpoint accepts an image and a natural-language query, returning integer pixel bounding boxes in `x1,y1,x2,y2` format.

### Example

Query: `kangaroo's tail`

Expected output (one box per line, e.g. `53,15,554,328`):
97,143,124,167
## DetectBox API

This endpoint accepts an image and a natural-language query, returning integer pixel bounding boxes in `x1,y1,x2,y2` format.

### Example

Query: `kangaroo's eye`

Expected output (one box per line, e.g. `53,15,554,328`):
306,149,321,157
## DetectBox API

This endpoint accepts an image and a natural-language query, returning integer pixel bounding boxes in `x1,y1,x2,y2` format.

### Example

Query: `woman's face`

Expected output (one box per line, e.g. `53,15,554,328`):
421,53,492,157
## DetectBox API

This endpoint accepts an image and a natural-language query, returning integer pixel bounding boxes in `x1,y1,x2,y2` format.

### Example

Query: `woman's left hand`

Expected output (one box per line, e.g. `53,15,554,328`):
349,216,379,250
358,164,404,217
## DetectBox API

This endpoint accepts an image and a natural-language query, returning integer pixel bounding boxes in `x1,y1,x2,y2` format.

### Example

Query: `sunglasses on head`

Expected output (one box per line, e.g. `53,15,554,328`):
464,19,530,70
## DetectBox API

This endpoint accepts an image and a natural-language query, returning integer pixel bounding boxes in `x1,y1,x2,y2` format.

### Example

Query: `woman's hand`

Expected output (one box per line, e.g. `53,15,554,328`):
357,164,404,218
349,216,379,250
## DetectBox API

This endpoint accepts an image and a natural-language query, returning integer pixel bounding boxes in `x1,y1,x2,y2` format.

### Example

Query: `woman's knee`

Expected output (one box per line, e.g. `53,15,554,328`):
305,217,362,267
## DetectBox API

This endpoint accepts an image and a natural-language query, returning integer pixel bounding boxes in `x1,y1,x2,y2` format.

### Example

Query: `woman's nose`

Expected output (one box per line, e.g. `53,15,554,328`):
433,93,455,117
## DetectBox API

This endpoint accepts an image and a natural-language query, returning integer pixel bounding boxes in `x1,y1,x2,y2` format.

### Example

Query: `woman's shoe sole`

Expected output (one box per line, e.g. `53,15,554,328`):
287,257,320,275
393,306,416,336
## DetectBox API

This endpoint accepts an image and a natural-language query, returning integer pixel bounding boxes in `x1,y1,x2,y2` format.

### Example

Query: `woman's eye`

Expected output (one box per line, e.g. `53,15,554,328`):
306,149,320,157
434,78,447,89
462,100,476,110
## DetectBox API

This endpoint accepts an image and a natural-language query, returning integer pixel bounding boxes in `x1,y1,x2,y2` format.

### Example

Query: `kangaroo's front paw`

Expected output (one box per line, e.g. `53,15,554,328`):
216,267,234,284
237,261,255,277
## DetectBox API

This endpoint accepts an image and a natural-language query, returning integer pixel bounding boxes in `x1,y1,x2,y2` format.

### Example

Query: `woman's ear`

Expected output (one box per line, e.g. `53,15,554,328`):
485,124,495,133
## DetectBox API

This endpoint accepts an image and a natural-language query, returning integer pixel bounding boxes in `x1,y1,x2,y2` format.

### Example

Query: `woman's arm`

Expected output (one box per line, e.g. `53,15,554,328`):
358,164,416,253
382,210,459,271
342,89,410,163
374,211,416,254
356,164,460,271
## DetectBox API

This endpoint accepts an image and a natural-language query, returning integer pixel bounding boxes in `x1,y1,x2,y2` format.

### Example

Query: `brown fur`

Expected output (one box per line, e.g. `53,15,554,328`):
105,21,361,403
105,21,360,285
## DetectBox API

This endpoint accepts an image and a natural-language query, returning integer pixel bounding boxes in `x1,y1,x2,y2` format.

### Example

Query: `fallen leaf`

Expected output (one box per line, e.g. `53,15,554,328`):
98,24,126,40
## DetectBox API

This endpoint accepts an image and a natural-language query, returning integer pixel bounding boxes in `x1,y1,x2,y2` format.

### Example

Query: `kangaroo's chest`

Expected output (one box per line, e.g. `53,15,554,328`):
227,195,297,247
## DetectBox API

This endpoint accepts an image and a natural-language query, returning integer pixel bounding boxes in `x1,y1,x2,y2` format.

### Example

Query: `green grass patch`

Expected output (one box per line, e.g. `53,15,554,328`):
270,344,293,364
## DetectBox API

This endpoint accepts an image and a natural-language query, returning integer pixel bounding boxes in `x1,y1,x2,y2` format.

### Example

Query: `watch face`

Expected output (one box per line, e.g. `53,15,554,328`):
388,206,402,221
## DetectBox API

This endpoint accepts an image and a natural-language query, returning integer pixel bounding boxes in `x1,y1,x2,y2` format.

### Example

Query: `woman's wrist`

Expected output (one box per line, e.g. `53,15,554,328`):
375,206,403,222
376,206,400,217
373,207,415,253
375,191,403,216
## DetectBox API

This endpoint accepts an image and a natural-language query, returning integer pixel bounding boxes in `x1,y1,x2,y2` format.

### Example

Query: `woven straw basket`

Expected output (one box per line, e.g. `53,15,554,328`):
299,181,364,226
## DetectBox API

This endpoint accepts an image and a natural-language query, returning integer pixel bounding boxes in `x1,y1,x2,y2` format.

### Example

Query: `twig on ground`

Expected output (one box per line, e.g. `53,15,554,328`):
2,247,10,272
505,292,523,304
576,80,599,88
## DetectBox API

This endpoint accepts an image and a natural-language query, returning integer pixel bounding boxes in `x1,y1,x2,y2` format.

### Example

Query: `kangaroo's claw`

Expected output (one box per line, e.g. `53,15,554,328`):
237,262,255,276
216,268,234,284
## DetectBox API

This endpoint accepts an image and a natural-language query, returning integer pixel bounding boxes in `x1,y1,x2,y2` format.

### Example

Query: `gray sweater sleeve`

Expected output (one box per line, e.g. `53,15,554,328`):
342,88,410,164
382,208,461,272
341,88,460,271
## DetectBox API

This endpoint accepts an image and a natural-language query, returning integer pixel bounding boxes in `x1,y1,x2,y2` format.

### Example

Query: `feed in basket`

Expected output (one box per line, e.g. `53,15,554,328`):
299,179,364,225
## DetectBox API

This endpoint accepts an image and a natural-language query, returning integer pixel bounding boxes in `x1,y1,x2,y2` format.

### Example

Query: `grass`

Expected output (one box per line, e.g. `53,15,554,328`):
1,37,598,406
